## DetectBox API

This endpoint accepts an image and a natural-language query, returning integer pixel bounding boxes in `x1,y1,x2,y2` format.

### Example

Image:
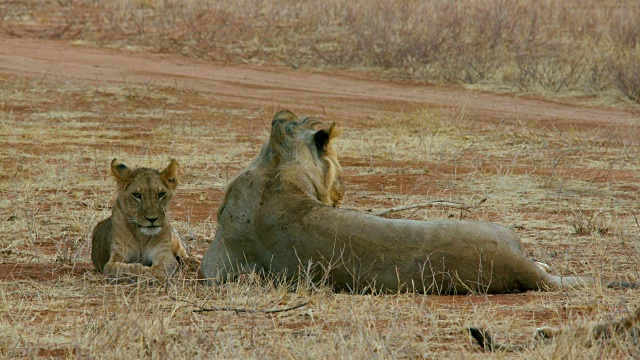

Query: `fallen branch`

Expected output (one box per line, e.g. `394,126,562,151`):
372,198,487,217
173,297,309,314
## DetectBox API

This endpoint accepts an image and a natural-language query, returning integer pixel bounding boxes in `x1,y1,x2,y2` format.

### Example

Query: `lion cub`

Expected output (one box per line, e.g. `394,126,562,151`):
91,158,196,283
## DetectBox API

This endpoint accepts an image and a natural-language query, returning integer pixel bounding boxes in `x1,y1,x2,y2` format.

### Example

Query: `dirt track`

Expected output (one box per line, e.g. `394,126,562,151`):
1,37,637,126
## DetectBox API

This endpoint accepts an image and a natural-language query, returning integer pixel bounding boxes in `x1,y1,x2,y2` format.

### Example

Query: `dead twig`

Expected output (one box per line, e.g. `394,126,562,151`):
171,228,200,272
173,297,310,314
25,209,40,262
276,55,299,69
372,198,487,217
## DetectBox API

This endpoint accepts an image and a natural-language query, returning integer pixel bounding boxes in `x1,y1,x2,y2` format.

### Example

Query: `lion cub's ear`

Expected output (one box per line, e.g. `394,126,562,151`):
111,158,132,188
314,122,341,153
160,159,179,190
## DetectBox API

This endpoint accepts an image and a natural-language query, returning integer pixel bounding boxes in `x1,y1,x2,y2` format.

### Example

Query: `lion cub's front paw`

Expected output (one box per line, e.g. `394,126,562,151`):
104,262,150,284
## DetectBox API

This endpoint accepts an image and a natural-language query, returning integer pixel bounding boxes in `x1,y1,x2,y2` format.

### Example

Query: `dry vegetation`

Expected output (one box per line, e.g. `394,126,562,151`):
1,0,640,359
1,74,640,358
2,0,640,103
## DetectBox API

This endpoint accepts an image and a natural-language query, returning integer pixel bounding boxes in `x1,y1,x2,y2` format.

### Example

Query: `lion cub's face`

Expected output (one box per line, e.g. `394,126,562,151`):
111,159,179,236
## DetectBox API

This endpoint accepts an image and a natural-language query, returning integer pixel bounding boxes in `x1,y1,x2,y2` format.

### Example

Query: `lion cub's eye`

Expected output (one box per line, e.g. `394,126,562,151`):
158,192,166,199
132,192,142,200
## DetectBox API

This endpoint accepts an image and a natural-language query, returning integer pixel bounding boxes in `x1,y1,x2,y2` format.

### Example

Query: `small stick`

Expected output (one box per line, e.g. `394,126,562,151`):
93,150,103,180
372,198,487,217
25,210,40,262
174,297,309,314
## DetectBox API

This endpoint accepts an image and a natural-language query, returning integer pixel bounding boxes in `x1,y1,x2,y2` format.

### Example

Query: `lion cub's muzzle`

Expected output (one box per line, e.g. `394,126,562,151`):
145,215,160,226
140,226,162,236
137,216,164,236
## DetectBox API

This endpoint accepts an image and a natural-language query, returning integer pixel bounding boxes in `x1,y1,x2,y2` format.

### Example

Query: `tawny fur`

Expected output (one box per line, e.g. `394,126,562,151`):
200,110,631,294
91,158,198,283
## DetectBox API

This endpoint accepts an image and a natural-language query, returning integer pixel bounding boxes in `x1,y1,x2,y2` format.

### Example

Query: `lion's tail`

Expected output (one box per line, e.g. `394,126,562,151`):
467,327,528,352
543,274,639,290
604,281,640,289
469,306,640,352
541,274,593,289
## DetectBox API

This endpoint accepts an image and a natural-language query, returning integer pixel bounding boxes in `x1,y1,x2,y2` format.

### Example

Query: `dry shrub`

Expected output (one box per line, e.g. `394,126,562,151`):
311,0,514,83
514,42,586,93
610,51,640,104
571,207,611,236
2,0,640,101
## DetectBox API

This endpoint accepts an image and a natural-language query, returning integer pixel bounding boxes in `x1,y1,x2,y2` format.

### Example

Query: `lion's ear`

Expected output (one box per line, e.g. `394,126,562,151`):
160,159,179,190
270,110,299,145
111,159,131,187
272,110,298,122
314,122,341,153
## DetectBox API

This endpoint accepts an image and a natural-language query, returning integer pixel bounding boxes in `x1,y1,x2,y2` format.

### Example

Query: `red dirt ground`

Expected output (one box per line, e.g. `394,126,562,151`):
0,263,93,282
0,37,638,328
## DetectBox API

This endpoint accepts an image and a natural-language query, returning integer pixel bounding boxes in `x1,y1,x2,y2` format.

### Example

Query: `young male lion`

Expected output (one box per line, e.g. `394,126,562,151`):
91,158,196,283
200,110,635,294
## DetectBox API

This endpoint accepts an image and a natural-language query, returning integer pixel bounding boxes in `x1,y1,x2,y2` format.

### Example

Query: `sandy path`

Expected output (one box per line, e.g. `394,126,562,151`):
0,37,637,125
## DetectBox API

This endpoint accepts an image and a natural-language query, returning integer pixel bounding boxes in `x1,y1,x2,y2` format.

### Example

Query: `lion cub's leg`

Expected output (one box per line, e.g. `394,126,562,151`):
147,251,180,284
102,243,178,284
103,254,153,283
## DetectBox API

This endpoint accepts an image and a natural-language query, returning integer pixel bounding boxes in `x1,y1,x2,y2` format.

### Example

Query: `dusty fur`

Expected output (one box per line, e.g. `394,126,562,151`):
91,158,198,283
200,110,633,294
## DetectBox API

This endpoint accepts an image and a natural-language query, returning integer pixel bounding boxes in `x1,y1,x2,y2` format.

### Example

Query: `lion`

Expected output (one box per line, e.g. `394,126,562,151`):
91,158,198,283
199,110,634,294
468,306,640,351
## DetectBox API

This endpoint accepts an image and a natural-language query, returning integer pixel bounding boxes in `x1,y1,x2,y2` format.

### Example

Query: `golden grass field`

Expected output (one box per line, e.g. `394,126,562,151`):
1,1,640,358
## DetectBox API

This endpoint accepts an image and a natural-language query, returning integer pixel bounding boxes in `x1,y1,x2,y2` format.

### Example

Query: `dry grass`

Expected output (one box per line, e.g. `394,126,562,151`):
1,71,640,358
1,1,640,357
2,0,640,103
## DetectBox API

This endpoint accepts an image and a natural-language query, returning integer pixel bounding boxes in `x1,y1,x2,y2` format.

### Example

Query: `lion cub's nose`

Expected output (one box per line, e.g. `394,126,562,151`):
145,216,159,224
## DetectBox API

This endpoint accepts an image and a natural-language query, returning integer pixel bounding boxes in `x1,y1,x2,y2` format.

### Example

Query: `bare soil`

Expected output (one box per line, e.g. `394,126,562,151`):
1,37,640,358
